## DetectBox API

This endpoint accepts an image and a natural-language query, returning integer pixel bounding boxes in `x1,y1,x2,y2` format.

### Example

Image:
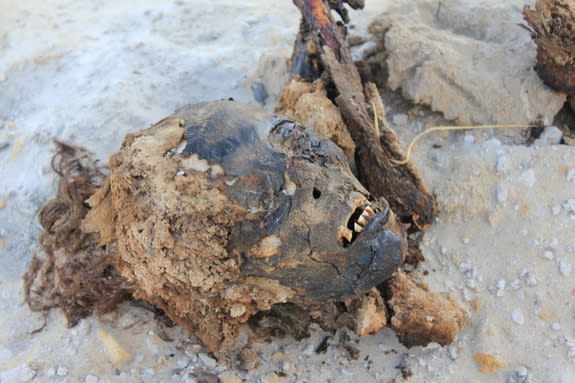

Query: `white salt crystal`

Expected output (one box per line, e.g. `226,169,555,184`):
511,309,524,325
559,260,572,277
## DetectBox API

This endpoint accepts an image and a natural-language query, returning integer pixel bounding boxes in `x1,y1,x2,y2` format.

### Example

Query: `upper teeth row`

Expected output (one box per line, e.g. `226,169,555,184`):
339,205,376,244
354,206,375,233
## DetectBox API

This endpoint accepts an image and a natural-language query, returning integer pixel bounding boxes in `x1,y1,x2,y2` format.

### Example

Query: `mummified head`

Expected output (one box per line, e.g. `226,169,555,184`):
175,100,406,300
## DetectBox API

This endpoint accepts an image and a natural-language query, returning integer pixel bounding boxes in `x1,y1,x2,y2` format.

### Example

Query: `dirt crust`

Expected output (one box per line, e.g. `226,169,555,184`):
524,0,575,94
82,115,297,350
387,271,467,347
275,78,356,160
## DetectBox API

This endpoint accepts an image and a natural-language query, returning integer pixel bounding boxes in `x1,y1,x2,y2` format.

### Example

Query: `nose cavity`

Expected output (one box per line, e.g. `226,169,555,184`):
312,187,321,199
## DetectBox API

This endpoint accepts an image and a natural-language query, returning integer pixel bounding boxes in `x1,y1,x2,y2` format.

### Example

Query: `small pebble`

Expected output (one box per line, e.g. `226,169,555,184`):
218,372,243,383
459,262,473,273
184,344,202,357
523,272,538,287
511,309,524,325
302,342,315,356
518,169,535,188
534,125,562,146
96,328,131,365
496,279,506,290
448,346,458,360
543,250,554,260
484,138,501,148
45,367,56,377
564,199,575,213
497,185,508,203
56,366,68,376
391,114,408,126
551,322,561,331
508,366,530,383
18,364,37,382
250,82,268,105
496,156,511,174
567,168,575,182
198,352,217,369
71,319,91,337
559,260,572,277
85,374,99,383
464,134,475,144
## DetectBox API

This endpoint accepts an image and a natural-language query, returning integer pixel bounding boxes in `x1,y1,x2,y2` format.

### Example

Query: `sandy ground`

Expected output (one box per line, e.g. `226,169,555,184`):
1,1,574,382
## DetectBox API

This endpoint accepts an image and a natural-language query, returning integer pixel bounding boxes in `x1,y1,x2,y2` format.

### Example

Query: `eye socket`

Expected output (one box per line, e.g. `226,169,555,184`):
312,187,322,199
269,119,310,156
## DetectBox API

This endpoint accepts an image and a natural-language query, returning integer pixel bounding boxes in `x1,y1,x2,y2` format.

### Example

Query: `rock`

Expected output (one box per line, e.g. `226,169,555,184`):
192,371,219,383
533,125,563,146
559,260,572,277
218,372,243,383
354,288,387,337
474,352,505,373
266,373,288,383
368,1,566,125
198,353,217,369
0,364,37,383
56,366,69,376
17,364,37,382
271,352,293,376
96,328,131,365
511,309,525,325
508,366,531,383
387,271,467,347
251,82,269,105
235,348,259,371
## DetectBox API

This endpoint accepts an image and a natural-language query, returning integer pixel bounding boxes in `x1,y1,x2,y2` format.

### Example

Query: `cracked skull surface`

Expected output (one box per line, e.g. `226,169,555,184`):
82,100,406,349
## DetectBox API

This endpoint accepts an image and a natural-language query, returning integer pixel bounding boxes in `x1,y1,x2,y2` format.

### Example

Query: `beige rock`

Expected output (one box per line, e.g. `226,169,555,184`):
96,328,131,365
355,288,387,337
388,271,467,347
218,372,243,383
368,1,566,125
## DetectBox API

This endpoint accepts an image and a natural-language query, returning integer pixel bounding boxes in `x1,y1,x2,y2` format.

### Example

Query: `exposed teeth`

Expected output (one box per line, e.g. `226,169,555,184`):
364,206,375,217
339,226,354,242
340,203,378,246
356,205,375,228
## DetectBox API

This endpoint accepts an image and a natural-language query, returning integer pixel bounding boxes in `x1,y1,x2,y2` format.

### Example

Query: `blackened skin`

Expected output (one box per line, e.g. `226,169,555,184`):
175,100,406,301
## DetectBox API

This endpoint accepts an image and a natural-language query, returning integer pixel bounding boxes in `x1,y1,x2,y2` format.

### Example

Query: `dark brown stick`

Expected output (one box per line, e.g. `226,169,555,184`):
290,0,437,229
